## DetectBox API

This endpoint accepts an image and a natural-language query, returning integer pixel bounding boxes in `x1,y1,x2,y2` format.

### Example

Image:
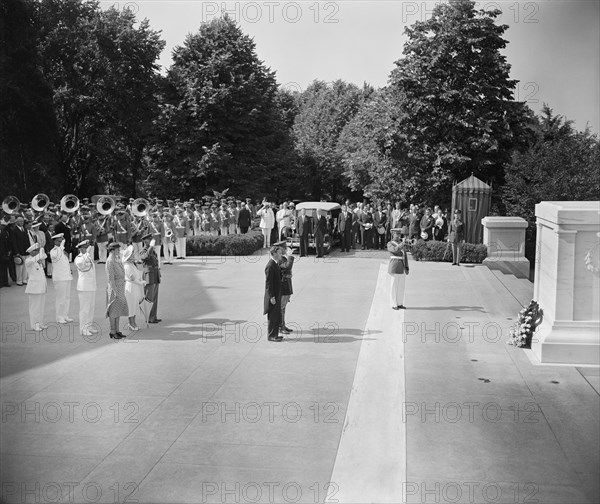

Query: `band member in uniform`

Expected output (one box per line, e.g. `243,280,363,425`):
74,240,97,336
387,229,409,310
50,233,74,323
148,213,164,267
115,211,130,250
105,242,127,339
25,243,48,331
130,216,145,261
264,244,283,341
174,209,187,259
96,213,111,263
163,214,176,264
140,233,161,323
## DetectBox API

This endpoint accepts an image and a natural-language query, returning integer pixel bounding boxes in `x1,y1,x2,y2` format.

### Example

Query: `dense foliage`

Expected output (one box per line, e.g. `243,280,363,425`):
187,229,264,256
410,240,488,263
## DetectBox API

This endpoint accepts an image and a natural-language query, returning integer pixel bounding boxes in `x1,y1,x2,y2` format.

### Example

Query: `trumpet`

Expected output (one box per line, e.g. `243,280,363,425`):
96,195,115,215
2,196,21,214
132,198,150,217
61,194,80,213
31,194,50,212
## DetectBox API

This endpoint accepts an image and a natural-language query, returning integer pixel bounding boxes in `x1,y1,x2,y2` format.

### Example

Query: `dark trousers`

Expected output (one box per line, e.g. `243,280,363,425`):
342,230,352,251
267,298,281,339
376,231,386,249
315,232,324,257
145,283,159,321
240,227,249,234
8,259,16,282
299,233,309,256
0,260,9,286
363,229,374,249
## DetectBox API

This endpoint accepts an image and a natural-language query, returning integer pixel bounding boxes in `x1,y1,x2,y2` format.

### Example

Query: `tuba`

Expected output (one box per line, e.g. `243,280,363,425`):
60,194,79,213
31,193,50,212
2,196,21,214
96,195,115,215
132,198,150,217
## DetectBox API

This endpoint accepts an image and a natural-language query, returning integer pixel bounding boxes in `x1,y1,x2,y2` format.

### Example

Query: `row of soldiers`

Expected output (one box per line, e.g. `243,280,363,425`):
0,196,259,286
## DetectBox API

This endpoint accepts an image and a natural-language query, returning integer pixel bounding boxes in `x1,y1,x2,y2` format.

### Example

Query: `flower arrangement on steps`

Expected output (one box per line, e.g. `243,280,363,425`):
507,300,543,348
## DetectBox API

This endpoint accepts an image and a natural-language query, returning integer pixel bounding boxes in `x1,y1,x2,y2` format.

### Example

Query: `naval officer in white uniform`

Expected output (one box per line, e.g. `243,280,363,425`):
25,243,47,331
50,233,73,323
74,240,97,336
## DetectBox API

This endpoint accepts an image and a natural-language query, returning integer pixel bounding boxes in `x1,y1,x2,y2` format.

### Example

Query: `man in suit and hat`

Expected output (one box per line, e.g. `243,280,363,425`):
140,233,161,323
10,215,29,285
238,203,251,234
339,204,354,252
314,209,327,258
264,244,283,341
75,240,97,336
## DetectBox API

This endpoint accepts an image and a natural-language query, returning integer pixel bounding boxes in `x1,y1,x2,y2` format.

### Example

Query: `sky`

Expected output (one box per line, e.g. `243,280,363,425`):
100,0,600,134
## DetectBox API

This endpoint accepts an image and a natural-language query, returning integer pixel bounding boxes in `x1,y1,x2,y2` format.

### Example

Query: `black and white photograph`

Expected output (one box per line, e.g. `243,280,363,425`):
0,0,599,503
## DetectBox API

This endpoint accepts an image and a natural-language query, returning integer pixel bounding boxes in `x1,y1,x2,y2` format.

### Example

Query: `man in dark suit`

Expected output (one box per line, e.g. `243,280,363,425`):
297,208,311,257
314,209,327,258
0,219,11,287
54,213,73,261
338,204,354,252
10,216,30,285
141,234,161,323
264,245,283,341
237,203,252,234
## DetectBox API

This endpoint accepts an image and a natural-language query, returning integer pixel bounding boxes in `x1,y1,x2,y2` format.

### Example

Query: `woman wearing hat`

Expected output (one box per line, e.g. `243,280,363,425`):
123,245,145,331
25,243,48,331
448,209,465,266
387,229,409,310
105,242,128,338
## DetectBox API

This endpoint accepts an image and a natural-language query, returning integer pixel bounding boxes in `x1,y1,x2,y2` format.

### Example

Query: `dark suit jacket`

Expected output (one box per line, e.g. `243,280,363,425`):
54,221,72,252
10,225,29,255
314,215,327,236
297,215,311,236
263,258,281,315
338,211,354,233
141,246,161,284
238,208,251,228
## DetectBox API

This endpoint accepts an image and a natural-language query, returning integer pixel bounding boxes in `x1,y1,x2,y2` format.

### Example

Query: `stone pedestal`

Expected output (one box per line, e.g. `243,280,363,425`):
532,201,600,365
481,216,530,278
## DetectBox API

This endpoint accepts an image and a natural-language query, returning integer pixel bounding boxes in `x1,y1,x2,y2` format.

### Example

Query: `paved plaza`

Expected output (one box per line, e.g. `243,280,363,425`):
0,249,598,504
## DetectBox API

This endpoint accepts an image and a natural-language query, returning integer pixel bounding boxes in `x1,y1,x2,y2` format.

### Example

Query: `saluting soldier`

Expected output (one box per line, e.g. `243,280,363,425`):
75,240,98,336
50,233,74,324
25,243,48,331
140,233,161,323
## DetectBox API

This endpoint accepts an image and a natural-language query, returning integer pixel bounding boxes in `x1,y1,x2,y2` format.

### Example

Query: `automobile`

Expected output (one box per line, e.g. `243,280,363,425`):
286,201,342,255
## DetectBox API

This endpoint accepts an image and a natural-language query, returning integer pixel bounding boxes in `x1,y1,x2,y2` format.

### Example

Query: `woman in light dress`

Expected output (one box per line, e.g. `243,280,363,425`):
105,242,128,339
122,245,145,331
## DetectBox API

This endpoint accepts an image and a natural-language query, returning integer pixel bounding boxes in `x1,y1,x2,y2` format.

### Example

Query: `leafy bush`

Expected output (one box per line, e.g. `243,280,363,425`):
187,229,264,256
410,240,487,263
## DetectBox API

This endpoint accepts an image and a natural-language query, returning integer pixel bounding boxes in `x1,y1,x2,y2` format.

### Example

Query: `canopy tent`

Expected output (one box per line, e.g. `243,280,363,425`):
451,174,492,244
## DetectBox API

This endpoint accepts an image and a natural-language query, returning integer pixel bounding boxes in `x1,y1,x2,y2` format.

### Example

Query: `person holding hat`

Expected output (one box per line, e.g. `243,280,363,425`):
105,242,128,338
25,243,48,331
448,209,465,266
387,229,409,310
123,245,145,331
264,244,283,341
140,233,161,323
75,240,97,336
50,233,74,323
10,215,29,285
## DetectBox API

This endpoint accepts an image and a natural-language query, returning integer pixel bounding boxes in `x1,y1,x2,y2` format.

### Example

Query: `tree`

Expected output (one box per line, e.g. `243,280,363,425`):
0,0,59,200
502,106,600,259
387,0,533,205
146,15,294,199
36,0,164,196
293,80,371,200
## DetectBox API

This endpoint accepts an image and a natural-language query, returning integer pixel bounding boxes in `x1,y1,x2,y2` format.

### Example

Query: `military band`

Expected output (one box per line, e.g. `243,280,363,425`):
1,192,258,336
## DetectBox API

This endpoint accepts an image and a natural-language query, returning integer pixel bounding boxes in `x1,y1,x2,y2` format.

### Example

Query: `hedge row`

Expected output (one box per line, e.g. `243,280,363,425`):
187,229,264,256
409,240,487,263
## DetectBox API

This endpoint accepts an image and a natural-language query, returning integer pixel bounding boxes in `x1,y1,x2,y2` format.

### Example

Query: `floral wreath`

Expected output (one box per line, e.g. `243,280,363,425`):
584,241,600,274
507,300,543,349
